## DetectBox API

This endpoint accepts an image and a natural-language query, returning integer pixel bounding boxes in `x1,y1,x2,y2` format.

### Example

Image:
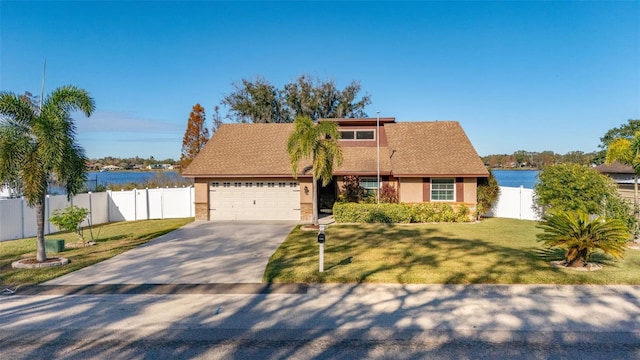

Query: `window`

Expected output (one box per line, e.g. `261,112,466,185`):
234,182,242,187
279,182,286,187
340,131,355,140
289,182,298,188
359,177,380,190
267,182,275,187
246,182,253,187
223,182,231,187
257,182,264,187
339,130,375,141
431,178,455,201
211,182,219,187
356,130,374,140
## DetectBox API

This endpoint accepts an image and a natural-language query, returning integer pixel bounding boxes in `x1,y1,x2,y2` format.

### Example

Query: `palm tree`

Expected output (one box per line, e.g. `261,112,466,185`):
536,210,628,267
606,132,640,218
287,116,343,225
0,86,95,262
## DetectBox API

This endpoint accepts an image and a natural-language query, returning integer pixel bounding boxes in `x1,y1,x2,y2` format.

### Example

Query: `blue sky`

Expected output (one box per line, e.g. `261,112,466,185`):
1,1,638,160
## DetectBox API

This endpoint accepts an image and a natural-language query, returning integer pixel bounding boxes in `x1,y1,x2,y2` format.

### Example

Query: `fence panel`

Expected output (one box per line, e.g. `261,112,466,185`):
162,187,194,218
147,189,163,219
0,198,25,240
488,186,540,221
108,190,136,221
87,192,109,225
71,192,107,227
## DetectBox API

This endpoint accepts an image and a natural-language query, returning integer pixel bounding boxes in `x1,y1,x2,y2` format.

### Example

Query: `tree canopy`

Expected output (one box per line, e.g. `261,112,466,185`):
222,75,371,123
287,116,343,225
533,163,635,230
180,103,209,171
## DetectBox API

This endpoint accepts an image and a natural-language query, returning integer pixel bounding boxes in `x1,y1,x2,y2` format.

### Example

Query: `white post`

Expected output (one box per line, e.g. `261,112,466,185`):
376,111,380,204
318,224,325,272
319,243,324,272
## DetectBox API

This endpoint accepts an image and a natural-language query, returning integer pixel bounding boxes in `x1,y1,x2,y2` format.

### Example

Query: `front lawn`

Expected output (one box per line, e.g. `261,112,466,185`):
264,218,640,284
0,218,194,286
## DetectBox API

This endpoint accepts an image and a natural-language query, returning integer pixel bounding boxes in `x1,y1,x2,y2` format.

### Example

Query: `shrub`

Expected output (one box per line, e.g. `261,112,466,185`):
340,175,365,202
476,169,500,218
410,203,472,223
536,210,628,267
380,183,399,203
49,205,90,243
333,203,411,223
334,202,472,223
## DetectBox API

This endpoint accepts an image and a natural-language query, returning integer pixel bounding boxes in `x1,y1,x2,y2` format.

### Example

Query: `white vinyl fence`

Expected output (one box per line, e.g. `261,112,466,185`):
1,185,535,242
0,187,194,242
487,186,540,221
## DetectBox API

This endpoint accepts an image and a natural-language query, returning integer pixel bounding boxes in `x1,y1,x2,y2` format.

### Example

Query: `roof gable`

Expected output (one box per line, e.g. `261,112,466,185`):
183,120,488,177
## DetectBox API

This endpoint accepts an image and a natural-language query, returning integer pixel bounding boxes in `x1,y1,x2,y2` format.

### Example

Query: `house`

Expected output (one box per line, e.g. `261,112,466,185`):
182,118,489,222
101,165,122,171
596,161,636,203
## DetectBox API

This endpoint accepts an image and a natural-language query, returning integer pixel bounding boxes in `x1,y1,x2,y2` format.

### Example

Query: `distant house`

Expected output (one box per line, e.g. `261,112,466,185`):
596,161,636,203
101,165,123,171
182,118,488,222
147,164,173,170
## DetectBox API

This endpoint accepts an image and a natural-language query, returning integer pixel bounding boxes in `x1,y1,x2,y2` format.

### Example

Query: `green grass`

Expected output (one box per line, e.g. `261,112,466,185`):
264,218,640,284
0,218,194,286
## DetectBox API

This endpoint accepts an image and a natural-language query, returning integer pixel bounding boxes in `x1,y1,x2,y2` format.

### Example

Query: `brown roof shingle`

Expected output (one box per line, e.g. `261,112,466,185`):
595,161,635,174
183,120,488,178
384,121,488,176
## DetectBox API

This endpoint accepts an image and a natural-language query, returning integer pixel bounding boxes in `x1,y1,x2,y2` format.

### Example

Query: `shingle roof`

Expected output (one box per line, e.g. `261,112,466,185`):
595,161,635,174
384,121,488,176
183,120,488,178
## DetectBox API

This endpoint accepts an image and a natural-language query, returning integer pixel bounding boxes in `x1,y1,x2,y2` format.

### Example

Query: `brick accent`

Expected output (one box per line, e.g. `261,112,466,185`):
195,202,208,220
301,203,313,223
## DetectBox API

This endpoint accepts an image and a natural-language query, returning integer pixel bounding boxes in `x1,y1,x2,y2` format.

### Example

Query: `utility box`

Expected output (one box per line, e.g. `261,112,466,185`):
44,239,65,253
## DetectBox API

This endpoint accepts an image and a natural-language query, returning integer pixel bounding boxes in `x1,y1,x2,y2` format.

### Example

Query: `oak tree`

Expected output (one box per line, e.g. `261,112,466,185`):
222,75,371,123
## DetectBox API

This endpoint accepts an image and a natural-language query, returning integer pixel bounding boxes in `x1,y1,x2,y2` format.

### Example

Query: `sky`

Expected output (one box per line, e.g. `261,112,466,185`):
1,1,639,160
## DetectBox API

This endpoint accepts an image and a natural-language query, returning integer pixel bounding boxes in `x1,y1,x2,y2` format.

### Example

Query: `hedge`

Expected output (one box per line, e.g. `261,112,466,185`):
333,202,472,223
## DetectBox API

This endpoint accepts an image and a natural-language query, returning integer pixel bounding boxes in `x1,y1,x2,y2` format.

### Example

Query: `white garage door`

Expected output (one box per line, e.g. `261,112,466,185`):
209,180,301,220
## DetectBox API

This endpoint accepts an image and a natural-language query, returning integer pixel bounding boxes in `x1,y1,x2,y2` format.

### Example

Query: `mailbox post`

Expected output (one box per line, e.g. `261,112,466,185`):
318,225,325,272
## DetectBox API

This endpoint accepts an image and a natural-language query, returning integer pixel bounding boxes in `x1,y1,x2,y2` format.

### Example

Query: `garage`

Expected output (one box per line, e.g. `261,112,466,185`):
208,180,301,220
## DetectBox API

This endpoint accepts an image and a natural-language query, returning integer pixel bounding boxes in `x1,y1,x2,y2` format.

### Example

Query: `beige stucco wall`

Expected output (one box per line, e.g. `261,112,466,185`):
399,177,423,203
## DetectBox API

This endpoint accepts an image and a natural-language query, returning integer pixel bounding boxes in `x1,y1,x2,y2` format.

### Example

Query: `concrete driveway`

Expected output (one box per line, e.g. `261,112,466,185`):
45,221,296,285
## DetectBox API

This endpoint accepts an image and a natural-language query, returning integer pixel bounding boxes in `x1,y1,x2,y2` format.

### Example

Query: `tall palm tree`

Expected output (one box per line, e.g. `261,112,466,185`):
0,86,95,262
536,210,628,267
287,116,343,225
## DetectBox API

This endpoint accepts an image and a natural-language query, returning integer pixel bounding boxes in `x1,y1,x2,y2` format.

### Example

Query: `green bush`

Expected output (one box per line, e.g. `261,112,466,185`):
333,203,411,223
333,202,472,223
49,205,89,242
410,203,471,223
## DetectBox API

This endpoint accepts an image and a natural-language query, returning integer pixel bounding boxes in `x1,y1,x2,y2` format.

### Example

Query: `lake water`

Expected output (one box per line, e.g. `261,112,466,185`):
492,169,539,189
84,171,189,189
47,169,537,194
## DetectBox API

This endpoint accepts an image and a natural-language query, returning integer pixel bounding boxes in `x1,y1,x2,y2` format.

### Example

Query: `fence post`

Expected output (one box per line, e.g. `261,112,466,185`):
21,196,25,239
107,190,112,222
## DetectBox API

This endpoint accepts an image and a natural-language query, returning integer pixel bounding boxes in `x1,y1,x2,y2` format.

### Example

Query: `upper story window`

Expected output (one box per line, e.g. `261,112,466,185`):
340,130,375,141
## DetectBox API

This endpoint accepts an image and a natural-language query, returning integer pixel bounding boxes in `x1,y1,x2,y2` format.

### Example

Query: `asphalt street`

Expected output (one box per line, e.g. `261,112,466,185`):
2,284,640,359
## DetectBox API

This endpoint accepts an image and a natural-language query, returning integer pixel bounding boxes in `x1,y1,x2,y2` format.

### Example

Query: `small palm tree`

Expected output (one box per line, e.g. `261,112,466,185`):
287,116,343,225
536,210,629,267
0,86,95,262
